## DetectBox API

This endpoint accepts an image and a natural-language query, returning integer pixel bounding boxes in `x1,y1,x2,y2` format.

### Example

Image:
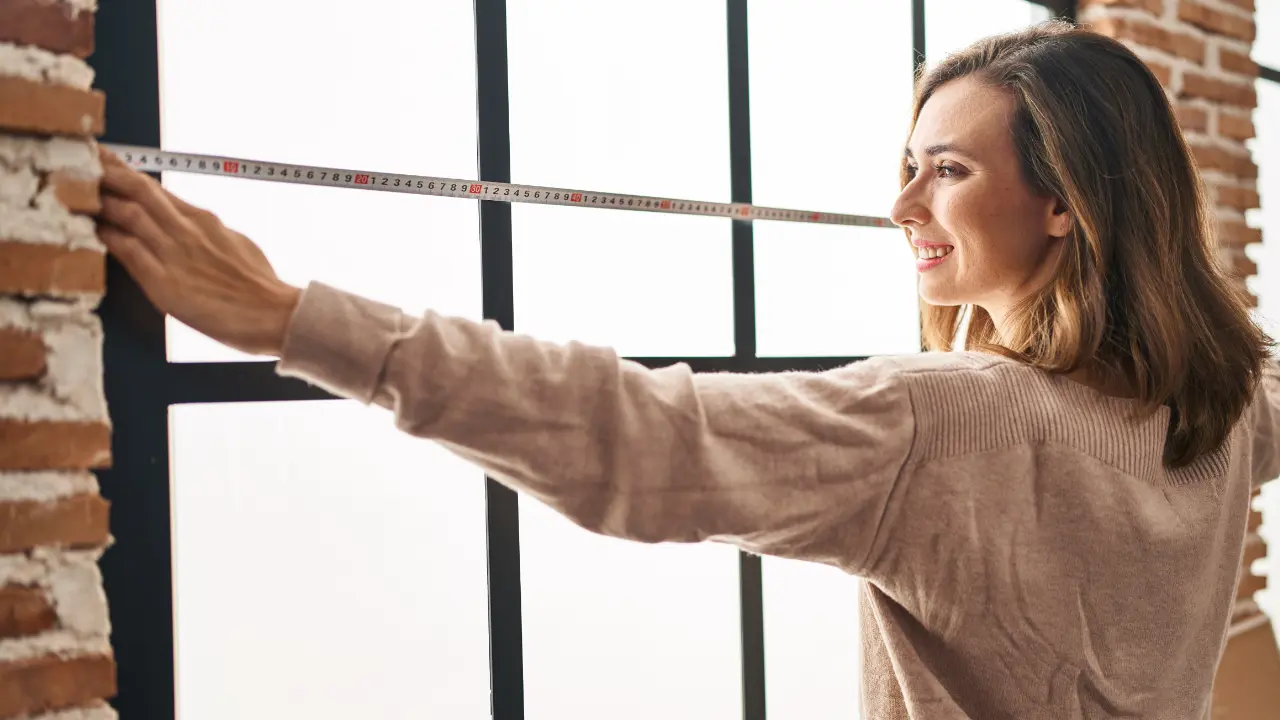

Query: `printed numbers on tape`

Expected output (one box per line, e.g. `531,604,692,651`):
105,144,896,230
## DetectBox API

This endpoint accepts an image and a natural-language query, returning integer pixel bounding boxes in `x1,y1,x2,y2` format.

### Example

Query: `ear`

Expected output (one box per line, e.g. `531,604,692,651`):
1044,197,1072,239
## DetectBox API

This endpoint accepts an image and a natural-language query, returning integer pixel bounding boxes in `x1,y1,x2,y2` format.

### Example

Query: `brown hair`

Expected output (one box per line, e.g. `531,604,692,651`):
906,20,1272,468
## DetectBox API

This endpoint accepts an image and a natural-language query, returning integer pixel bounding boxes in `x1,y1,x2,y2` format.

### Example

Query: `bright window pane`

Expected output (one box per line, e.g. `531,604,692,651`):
507,0,733,357
762,557,862,719
519,501,743,720
1255,1,1280,70
748,2,918,360
169,401,490,719
926,0,1053,67
157,0,480,362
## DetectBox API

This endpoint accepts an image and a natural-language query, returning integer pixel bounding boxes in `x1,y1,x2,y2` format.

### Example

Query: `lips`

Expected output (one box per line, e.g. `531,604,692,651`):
913,242,953,272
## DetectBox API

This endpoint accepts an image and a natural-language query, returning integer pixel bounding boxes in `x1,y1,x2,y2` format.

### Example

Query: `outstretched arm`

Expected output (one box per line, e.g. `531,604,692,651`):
276,282,914,567
96,147,915,572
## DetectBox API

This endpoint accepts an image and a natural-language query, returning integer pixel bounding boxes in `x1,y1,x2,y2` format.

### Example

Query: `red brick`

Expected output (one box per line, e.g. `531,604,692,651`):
1078,0,1164,14
1247,506,1263,532
1090,16,1206,64
1219,218,1263,248
1219,0,1254,11
1189,142,1257,179
0,420,111,471
0,76,104,138
0,493,110,553
1223,248,1258,278
1237,535,1267,599
0,0,94,59
0,242,105,297
1181,71,1257,109
0,586,57,638
1178,1,1256,42
47,171,100,215
0,654,115,717
1145,59,1173,88
1219,47,1259,78
1218,112,1255,142
0,327,46,380
1175,102,1209,132
1218,185,1261,212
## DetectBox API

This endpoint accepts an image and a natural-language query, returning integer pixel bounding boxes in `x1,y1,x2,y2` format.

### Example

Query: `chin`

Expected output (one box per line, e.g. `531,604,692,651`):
917,278,966,308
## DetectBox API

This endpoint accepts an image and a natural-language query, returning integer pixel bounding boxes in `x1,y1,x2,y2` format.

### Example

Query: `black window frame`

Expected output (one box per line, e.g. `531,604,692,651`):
92,1,1072,718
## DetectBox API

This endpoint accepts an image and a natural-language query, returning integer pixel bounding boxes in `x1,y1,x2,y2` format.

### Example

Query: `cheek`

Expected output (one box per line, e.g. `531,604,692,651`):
941,180,1045,274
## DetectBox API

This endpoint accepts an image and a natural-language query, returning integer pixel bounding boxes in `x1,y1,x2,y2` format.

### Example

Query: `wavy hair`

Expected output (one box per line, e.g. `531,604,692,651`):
907,20,1272,468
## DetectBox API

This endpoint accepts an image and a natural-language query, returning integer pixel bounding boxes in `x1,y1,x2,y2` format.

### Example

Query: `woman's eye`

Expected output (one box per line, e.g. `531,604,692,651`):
935,163,960,179
905,164,919,179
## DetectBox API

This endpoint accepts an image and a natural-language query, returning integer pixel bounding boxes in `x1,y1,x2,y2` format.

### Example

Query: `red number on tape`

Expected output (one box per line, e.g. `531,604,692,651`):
739,207,749,216
810,212,820,220
660,200,671,209
468,183,482,194
354,174,370,184
570,192,583,202
223,161,240,173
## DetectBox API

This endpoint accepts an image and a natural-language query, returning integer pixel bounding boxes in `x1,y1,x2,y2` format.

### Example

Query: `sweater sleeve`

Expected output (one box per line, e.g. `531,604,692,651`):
1251,359,1280,487
275,282,916,572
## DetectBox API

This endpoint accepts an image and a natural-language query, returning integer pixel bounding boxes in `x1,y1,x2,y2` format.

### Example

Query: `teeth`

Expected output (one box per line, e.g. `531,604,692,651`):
916,246,953,260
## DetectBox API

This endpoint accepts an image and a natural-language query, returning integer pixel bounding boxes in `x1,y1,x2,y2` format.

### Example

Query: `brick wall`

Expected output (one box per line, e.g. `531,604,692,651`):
0,0,117,718
1079,0,1280,714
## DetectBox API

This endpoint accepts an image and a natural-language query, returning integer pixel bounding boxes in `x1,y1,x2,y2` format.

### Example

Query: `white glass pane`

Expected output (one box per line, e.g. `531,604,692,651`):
157,0,480,362
926,0,1053,67
519,500,743,720
762,557,862,720
1255,1,1280,70
748,1,919,356
169,401,490,719
755,223,920,356
507,0,733,357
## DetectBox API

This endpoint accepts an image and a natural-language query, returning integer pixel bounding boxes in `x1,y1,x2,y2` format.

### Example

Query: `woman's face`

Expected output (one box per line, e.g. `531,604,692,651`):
891,76,1071,329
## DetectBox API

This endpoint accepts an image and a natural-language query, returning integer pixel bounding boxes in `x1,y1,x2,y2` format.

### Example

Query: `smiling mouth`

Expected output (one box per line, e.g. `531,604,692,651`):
915,245,953,272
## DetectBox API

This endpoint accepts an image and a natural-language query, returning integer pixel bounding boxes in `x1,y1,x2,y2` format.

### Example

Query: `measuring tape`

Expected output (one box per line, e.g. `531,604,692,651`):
105,144,895,229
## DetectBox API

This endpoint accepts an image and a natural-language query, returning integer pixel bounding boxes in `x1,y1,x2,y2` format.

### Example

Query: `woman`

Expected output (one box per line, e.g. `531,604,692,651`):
98,20,1277,719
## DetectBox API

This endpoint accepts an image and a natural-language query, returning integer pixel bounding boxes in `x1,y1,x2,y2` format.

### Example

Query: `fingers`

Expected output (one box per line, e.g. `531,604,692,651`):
98,225,168,294
100,195,176,260
98,146,191,237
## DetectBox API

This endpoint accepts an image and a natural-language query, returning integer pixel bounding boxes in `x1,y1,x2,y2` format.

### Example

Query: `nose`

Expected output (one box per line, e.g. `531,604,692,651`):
890,175,930,229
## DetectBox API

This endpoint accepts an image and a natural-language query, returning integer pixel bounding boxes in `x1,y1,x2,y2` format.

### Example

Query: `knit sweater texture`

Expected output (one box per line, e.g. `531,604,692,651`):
276,281,1278,719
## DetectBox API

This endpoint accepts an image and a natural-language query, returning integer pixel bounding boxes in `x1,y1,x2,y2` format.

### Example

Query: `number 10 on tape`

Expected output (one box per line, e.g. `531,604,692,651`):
107,144,895,230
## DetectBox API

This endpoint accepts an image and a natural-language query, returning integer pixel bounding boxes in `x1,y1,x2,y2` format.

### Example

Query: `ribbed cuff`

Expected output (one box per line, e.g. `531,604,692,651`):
275,281,406,404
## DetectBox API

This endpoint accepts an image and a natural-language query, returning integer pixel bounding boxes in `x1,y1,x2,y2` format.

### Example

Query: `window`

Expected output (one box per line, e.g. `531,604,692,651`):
93,2,1075,718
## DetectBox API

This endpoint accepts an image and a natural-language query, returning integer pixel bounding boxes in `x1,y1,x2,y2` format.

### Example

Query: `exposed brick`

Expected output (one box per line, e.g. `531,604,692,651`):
0,327,47,380
1218,0,1254,12
0,76,104,138
1218,185,1261,212
1178,1,1256,42
1237,535,1267,599
1218,112,1255,142
1090,16,1206,64
47,171,101,215
1189,142,1257,179
1145,59,1173,88
1181,71,1257,109
1219,218,1263,248
1223,248,1258,278
0,420,111,471
0,242,105,297
0,585,56,638
1218,47,1259,78
0,493,110,553
1174,102,1209,132
1078,0,1164,14
1247,506,1263,532
0,0,95,59
0,654,115,717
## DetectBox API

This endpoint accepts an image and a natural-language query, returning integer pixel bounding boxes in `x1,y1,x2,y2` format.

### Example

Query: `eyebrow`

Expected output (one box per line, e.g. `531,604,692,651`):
903,143,974,160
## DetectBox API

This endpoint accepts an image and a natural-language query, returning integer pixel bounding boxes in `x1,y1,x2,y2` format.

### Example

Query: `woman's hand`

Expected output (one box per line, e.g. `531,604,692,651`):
96,147,302,357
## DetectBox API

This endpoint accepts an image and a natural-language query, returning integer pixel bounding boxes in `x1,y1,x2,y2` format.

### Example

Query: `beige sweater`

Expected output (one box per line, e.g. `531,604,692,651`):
276,281,1277,719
